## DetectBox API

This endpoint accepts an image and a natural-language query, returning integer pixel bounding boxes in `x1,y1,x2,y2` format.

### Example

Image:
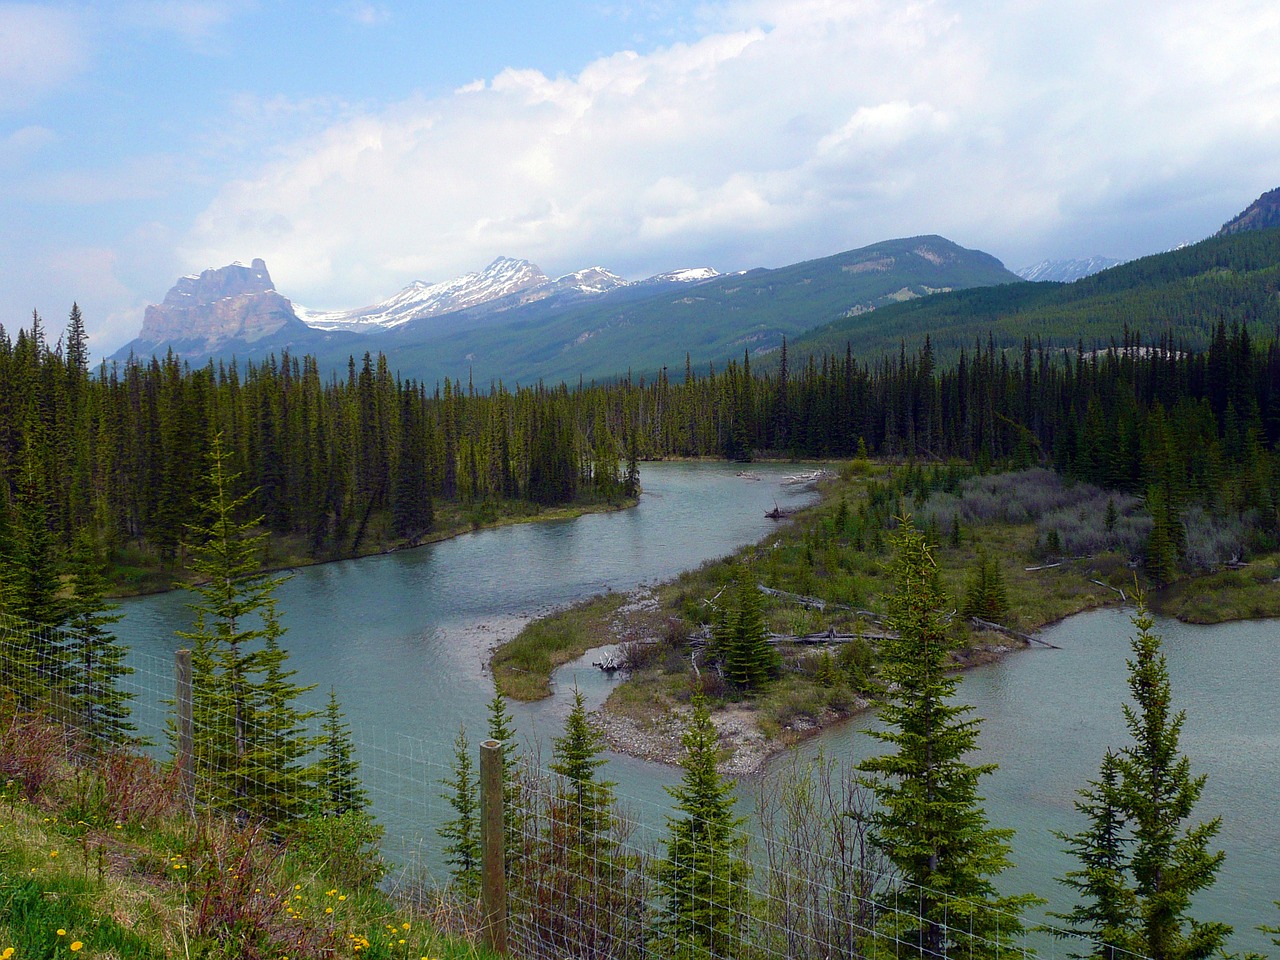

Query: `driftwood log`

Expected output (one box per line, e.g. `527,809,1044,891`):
755,584,882,622
969,617,1061,649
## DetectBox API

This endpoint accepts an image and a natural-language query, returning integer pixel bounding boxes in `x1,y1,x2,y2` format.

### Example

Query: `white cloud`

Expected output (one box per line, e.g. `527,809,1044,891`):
121,1,243,48
0,5,87,109
0,124,57,161
184,0,1280,310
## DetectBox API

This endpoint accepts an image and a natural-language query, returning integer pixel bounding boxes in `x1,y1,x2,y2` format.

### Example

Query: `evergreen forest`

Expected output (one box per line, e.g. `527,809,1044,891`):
1,301,1278,597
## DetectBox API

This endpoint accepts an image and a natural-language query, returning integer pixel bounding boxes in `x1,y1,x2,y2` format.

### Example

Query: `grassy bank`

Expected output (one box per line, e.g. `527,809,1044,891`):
106,494,637,598
0,711,495,960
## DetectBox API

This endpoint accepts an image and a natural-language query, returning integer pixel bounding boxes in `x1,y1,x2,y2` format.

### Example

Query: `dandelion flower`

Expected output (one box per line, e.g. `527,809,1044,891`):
71,942,83,952
325,907,333,914
50,850,58,858
57,929,66,936
3,947,14,959
401,922,411,931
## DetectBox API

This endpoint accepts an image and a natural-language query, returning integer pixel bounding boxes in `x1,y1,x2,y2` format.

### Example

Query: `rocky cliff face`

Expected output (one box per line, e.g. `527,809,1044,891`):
137,259,302,351
1216,187,1280,236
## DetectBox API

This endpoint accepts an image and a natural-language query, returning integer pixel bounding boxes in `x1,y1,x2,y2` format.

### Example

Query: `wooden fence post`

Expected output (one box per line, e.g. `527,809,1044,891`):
175,649,194,811
480,738,508,955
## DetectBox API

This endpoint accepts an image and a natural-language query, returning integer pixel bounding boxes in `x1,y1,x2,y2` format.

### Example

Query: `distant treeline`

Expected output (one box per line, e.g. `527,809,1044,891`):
1,306,1277,575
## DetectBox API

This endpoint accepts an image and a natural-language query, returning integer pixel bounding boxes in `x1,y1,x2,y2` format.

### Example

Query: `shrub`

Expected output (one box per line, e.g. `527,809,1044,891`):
286,809,386,891
1182,506,1251,571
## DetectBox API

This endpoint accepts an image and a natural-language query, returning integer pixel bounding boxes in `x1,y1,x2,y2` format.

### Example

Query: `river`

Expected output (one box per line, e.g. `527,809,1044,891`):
115,462,1280,955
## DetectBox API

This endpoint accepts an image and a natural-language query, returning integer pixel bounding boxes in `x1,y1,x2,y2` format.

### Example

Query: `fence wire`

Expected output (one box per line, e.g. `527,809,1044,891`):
0,612,1148,960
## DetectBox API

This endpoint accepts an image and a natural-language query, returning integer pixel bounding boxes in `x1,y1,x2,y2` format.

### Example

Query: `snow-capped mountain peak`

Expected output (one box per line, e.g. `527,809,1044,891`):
647,267,722,283
551,266,630,295
299,257,551,331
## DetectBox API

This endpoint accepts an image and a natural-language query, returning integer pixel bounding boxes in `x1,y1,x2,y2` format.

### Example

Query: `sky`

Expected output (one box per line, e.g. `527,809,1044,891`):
2,0,1279,358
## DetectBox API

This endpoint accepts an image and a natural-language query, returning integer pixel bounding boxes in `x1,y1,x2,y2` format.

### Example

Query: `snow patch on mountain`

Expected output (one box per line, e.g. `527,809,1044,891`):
1017,256,1124,283
646,267,721,283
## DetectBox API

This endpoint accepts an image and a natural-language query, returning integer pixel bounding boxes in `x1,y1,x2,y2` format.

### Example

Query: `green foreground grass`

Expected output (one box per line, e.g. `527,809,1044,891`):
0,732,497,960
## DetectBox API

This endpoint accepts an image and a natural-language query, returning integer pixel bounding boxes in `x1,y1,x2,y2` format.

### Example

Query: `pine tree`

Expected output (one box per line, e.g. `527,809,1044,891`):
1055,601,1231,960
549,687,616,846
655,696,749,960
1146,486,1181,585
859,518,1036,959
487,689,525,876
246,633,321,823
3,471,68,702
439,724,481,899
63,535,135,746
316,687,369,817
535,687,637,957
1048,752,1138,959
962,546,1008,621
623,431,641,498
177,433,319,824
721,572,779,693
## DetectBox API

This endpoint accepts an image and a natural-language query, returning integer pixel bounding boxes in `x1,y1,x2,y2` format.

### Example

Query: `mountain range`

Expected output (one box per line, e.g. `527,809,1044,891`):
114,187,1280,386
114,236,1019,384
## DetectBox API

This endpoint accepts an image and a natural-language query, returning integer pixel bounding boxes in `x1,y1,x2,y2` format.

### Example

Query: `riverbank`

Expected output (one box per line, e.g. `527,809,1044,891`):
493,460,1280,774
106,493,638,598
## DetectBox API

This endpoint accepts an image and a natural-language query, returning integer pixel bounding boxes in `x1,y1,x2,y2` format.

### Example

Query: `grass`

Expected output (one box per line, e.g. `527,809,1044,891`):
0,712,500,960
1153,553,1280,623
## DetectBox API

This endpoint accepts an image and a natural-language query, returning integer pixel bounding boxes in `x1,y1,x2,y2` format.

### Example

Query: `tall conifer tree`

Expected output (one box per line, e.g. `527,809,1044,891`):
655,696,749,960
859,518,1036,959
1054,602,1230,960
63,534,135,745
439,724,481,899
177,433,318,823
316,687,369,817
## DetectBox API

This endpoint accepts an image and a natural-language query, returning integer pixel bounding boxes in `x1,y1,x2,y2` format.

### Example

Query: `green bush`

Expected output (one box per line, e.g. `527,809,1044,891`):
286,810,386,891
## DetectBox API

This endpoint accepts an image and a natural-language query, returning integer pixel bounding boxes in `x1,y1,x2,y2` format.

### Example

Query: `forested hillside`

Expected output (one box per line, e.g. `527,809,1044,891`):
790,228,1280,364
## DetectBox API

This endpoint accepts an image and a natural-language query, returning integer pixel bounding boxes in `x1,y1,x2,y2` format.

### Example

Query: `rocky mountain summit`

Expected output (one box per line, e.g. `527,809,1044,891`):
1216,186,1280,236
133,259,305,354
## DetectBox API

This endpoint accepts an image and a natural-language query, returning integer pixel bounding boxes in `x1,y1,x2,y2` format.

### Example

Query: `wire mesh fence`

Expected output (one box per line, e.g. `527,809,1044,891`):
0,611,1148,960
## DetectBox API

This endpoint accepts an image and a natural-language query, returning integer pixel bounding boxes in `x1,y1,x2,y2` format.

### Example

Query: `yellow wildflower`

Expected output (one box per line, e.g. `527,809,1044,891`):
71,943,83,953
57,929,66,937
